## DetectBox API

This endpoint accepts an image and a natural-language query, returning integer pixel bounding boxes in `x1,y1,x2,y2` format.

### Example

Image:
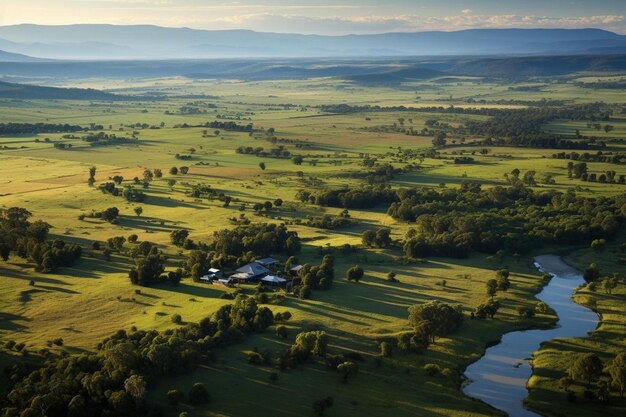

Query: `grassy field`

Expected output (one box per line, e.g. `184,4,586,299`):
0,75,625,417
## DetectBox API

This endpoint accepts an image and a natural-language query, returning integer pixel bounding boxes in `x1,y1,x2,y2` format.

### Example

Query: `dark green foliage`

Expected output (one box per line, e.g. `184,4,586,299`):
394,186,625,258
568,353,604,387
129,253,166,286
346,265,364,282
167,389,182,406
210,223,300,257
4,294,272,416
337,361,359,382
170,229,190,247
606,352,626,398
408,301,463,342
474,299,500,319
296,255,335,290
188,383,210,405
362,228,392,248
288,331,328,363
298,185,397,209
486,279,498,297
583,262,601,283
0,208,81,272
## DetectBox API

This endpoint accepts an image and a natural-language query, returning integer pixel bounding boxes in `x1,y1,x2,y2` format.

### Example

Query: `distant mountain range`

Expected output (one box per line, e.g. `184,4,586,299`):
0,24,626,60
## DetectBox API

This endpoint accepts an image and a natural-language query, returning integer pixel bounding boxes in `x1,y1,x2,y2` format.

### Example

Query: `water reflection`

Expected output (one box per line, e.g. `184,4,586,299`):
462,256,598,417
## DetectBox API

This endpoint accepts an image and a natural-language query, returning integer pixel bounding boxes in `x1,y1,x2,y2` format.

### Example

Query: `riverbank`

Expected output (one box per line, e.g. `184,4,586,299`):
462,255,599,417
525,273,626,417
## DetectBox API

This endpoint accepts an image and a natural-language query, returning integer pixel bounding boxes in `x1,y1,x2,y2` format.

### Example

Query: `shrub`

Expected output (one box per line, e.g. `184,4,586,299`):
424,363,441,376
299,285,311,299
171,314,182,324
188,382,210,405
167,389,182,406
346,265,364,282
380,341,392,357
275,325,288,339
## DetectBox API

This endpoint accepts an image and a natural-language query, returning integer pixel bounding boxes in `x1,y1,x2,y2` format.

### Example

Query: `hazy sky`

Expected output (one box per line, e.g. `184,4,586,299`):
1,0,625,34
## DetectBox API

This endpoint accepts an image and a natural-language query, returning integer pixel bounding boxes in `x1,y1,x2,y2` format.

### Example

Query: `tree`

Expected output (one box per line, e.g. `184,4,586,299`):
432,131,447,147
129,253,165,286
188,382,210,405
361,230,376,247
289,331,327,361
407,301,463,341
591,239,606,252
170,229,189,247
179,166,189,175
292,156,304,165
259,162,266,171
474,299,500,319
274,198,283,207
346,265,364,282
337,361,358,382
522,170,537,186
496,274,511,291
568,353,603,387
169,167,178,175
133,207,143,217
486,279,498,297
167,389,182,406
583,262,600,283
606,352,626,398
100,207,120,223
124,375,146,406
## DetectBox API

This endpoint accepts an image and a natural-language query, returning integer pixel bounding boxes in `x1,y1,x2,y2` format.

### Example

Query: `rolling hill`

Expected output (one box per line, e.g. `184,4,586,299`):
0,24,625,60
0,80,129,100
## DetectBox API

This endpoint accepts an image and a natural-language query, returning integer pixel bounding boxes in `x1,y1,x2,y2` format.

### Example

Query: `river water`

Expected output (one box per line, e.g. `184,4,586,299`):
462,255,599,417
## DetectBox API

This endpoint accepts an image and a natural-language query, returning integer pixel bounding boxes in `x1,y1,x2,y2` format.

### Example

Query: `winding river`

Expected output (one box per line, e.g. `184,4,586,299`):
462,255,599,417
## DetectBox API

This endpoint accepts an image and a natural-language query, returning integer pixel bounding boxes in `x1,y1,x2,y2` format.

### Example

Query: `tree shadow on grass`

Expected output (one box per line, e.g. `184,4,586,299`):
154,282,223,299
0,312,30,331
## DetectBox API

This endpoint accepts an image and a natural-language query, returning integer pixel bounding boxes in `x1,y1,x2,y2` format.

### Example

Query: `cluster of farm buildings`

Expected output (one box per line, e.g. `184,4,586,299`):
198,257,302,287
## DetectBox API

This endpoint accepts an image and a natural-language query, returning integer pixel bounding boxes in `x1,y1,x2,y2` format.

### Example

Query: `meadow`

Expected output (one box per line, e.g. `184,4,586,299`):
0,75,625,417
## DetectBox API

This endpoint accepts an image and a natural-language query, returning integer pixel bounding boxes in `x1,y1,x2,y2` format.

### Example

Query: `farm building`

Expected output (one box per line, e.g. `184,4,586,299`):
256,257,280,267
229,262,271,283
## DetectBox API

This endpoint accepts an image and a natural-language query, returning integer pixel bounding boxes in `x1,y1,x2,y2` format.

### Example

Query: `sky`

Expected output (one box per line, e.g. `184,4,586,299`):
0,0,625,35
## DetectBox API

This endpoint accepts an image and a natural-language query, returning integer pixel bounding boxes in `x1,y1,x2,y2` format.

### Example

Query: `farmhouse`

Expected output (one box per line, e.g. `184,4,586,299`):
229,262,271,283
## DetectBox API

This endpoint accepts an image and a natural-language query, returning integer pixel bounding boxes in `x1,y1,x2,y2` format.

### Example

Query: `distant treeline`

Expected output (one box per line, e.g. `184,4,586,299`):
574,81,626,90
463,103,610,138
0,123,84,135
174,121,253,132
552,151,626,165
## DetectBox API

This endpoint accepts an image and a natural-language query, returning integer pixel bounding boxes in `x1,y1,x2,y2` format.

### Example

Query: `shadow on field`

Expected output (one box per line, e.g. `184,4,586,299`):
121,216,185,233
156,282,222,299
0,312,30,331
143,195,205,209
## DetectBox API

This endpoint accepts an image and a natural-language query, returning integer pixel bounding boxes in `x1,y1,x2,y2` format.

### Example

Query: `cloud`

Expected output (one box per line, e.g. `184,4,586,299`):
180,12,626,35
461,9,473,15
